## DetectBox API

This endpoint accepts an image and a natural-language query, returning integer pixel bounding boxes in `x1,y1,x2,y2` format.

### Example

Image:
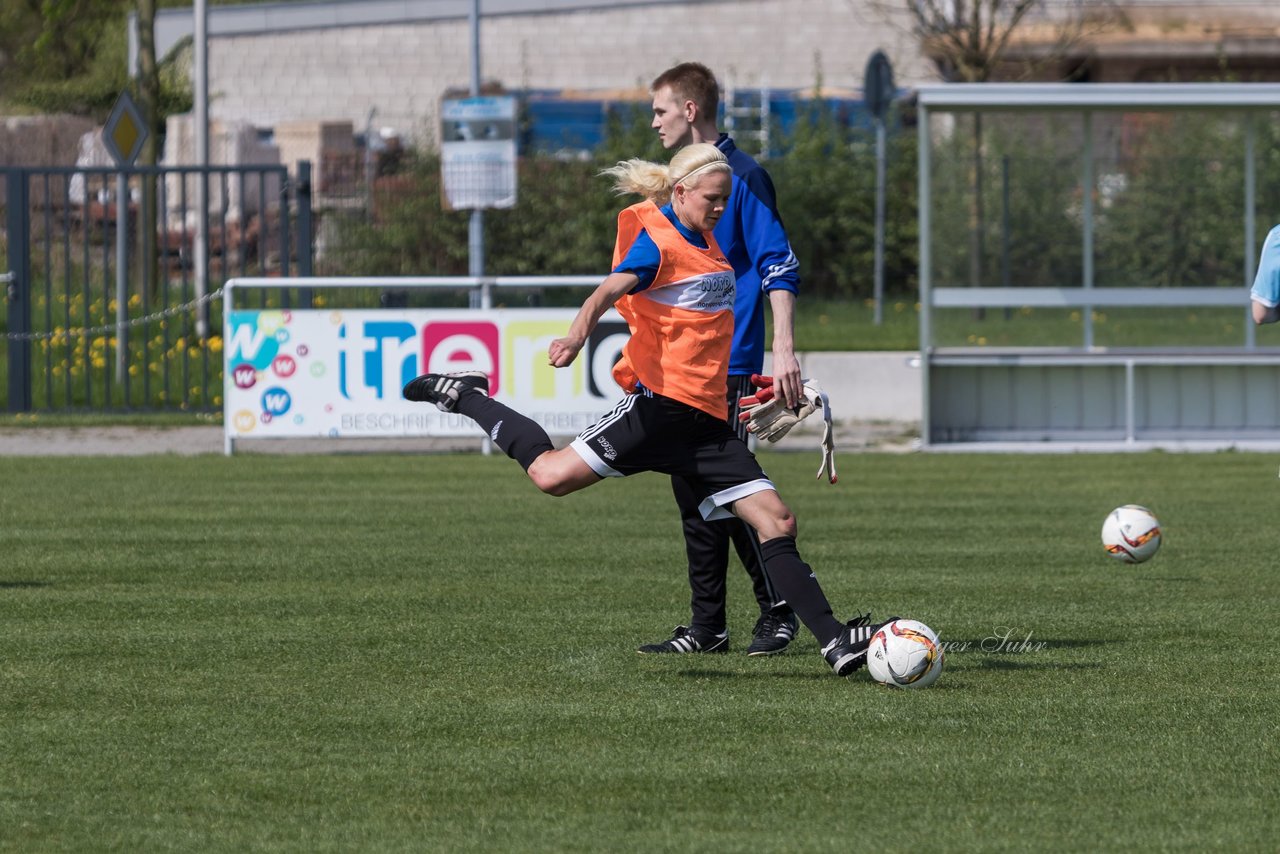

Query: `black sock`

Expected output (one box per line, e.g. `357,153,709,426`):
759,537,844,646
456,392,554,471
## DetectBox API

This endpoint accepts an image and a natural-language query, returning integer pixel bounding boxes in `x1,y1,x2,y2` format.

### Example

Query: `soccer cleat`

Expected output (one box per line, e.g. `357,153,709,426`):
402,371,489,412
821,613,898,676
746,609,799,656
637,625,729,655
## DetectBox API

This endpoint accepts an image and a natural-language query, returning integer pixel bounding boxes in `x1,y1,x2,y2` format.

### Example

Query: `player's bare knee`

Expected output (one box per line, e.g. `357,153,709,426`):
526,459,568,496
752,510,797,541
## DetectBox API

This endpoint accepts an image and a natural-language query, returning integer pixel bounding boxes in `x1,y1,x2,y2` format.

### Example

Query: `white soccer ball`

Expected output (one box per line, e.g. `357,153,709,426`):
1101,504,1162,564
866,619,944,689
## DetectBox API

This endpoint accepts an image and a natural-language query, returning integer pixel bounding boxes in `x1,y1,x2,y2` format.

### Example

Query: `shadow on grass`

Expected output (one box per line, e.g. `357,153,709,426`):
649,666,833,683
0,581,49,589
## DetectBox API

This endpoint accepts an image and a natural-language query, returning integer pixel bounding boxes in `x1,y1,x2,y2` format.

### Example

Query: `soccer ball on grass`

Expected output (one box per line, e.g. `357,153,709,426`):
1101,504,1162,564
866,619,944,689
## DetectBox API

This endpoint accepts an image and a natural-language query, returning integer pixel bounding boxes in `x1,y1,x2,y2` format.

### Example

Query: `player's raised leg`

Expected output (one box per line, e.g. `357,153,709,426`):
403,371,599,496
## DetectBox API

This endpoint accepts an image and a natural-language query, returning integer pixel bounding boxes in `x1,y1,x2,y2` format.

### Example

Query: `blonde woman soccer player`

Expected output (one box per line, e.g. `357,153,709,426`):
404,143,891,676
645,61,803,657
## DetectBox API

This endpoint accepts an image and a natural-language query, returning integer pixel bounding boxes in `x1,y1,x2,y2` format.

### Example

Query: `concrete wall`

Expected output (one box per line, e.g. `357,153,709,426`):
765,351,922,425
187,0,929,149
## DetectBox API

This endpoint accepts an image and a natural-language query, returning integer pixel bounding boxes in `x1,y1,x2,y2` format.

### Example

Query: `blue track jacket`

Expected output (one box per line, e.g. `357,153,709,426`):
713,134,800,376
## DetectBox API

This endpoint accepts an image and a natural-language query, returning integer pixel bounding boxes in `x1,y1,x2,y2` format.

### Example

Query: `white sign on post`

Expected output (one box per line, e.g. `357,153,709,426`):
440,95,518,210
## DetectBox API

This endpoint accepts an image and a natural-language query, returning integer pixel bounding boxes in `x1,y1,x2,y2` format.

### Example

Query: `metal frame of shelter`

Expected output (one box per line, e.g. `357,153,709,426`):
916,83,1280,449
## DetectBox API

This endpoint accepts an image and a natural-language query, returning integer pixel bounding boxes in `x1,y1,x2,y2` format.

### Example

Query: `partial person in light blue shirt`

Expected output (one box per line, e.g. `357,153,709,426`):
1250,224,1280,324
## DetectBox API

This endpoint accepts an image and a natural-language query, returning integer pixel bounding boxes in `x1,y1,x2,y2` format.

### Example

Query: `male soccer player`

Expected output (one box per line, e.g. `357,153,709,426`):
639,62,803,657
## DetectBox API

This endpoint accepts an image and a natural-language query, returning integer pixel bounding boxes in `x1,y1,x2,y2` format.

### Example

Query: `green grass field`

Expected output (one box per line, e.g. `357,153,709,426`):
2,450,1278,851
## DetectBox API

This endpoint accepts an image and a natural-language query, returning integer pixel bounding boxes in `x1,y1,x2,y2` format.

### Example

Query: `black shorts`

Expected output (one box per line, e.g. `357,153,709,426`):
570,389,775,521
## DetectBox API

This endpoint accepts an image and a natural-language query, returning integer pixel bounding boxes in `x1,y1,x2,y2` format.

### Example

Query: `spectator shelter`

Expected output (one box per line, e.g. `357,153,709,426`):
915,83,1280,448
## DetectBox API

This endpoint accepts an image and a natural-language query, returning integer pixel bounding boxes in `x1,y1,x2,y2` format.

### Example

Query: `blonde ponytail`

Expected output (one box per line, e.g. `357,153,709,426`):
599,143,729,207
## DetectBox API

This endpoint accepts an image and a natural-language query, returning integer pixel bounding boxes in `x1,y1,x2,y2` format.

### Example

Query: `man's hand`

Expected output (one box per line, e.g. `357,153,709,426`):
739,374,838,484
738,374,822,442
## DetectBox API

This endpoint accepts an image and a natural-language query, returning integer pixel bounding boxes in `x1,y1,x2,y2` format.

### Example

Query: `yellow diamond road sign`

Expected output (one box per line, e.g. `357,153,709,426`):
104,91,147,166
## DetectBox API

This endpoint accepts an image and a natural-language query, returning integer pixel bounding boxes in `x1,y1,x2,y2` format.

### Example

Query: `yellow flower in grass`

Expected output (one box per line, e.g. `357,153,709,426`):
128,294,141,308
208,336,223,353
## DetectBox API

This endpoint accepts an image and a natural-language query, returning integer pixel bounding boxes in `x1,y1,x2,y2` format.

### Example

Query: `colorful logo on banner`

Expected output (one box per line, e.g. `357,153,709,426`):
227,311,305,427
225,309,630,438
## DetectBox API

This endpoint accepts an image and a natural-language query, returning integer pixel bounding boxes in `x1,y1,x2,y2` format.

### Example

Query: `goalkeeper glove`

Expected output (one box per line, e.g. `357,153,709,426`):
738,374,838,484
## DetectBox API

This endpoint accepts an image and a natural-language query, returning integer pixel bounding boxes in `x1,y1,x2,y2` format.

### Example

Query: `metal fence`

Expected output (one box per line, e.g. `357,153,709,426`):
2,162,313,414
916,84,1280,447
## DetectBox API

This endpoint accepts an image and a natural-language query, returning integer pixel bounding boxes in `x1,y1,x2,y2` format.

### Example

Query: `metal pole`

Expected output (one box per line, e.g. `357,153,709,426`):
1245,115,1257,349
470,0,491,455
873,115,886,326
194,0,209,337
115,172,128,382
5,169,33,412
1001,154,1011,320
223,280,234,455
1082,111,1094,350
297,161,314,308
468,0,484,293
1124,359,1136,444
917,104,932,447
1001,155,1010,288
364,107,377,223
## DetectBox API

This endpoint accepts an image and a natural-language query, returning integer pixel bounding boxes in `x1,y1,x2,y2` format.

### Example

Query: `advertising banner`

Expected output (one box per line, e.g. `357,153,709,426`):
224,308,629,440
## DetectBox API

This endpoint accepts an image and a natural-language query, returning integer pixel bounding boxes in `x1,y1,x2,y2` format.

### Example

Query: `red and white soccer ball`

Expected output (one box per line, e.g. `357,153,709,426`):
1101,504,1162,564
866,619,944,689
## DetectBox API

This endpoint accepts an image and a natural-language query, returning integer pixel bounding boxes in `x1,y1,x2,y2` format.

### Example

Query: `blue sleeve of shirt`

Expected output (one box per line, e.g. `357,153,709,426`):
612,227,659,292
735,166,799,295
1252,225,1280,307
